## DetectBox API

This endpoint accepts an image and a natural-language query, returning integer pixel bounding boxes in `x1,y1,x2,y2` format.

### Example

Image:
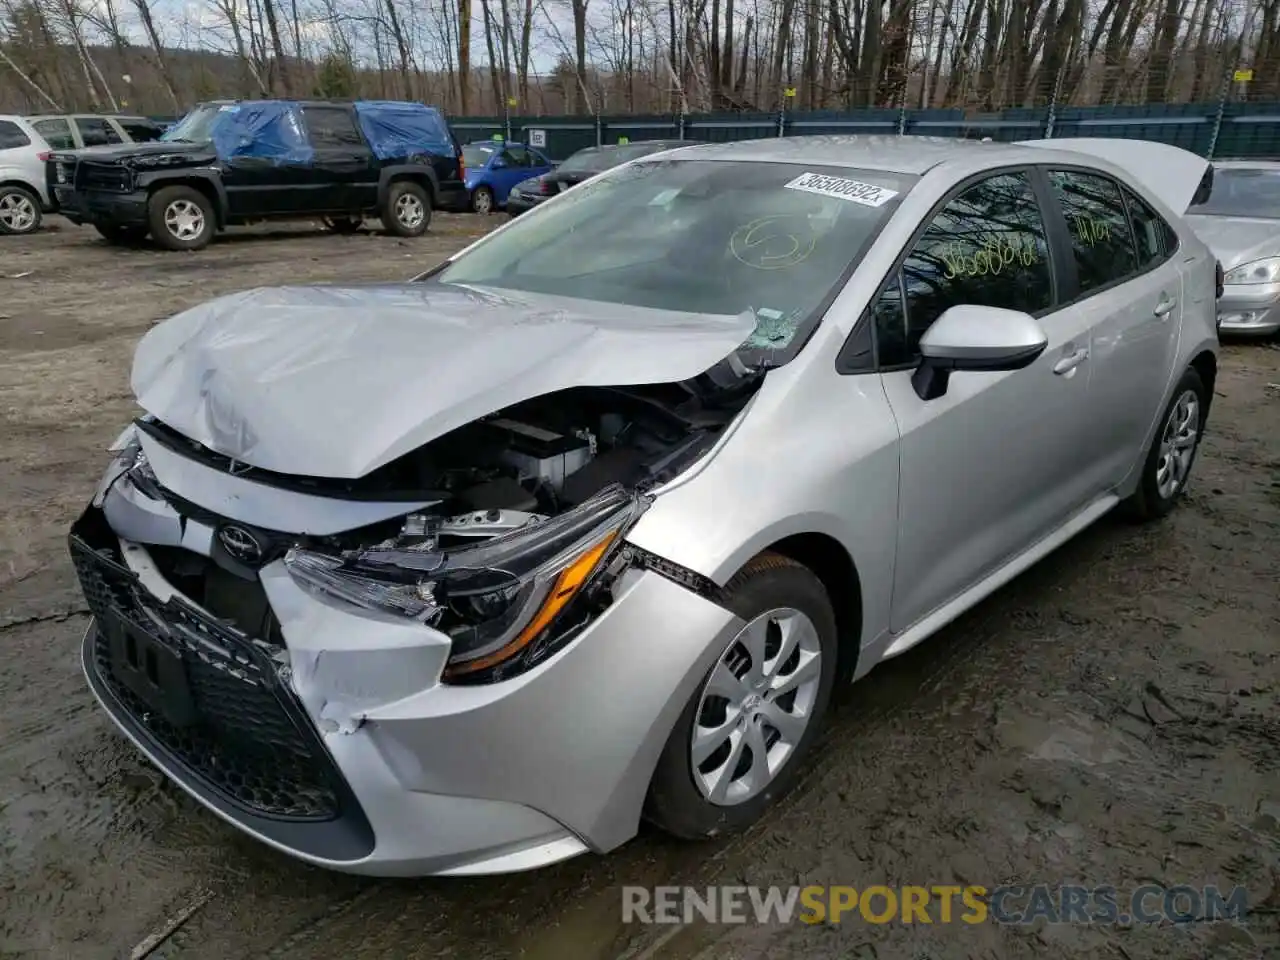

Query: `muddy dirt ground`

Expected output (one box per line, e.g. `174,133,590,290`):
0,217,1277,960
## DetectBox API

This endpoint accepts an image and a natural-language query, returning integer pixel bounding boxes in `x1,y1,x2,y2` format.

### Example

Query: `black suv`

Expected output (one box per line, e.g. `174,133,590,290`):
49,99,467,251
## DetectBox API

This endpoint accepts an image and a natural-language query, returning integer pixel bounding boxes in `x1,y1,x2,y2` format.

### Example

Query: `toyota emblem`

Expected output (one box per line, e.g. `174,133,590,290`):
218,524,263,564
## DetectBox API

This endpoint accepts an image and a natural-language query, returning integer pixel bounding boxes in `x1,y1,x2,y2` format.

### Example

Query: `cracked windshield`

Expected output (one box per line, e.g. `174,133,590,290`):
438,159,916,355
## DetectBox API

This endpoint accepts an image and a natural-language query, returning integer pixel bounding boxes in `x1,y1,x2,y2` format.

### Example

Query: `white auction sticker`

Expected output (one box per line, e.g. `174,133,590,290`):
783,172,898,207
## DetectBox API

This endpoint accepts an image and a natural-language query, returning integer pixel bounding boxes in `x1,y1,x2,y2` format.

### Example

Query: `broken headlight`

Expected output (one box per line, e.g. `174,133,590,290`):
284,484,645,683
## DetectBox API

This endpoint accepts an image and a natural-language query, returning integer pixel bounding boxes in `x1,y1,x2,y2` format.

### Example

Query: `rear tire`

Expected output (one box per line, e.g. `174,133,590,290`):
94,222,148,245
0,185,43,235
382,181,431,237
322,215,363,234
1122,366,1208,521
148,185,214,251
645,552,838,840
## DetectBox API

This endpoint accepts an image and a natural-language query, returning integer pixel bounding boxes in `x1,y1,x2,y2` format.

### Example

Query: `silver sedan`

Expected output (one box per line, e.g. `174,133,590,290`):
71,135,1219,877
1186,159,1280,337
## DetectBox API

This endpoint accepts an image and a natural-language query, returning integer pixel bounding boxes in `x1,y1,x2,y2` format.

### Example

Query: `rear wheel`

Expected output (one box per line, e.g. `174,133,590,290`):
322,215,363,234
645,552,838,840
0,185,42,235
1123,366,1208,521
148,185,214,251
382,181,431,237
94,222,149,245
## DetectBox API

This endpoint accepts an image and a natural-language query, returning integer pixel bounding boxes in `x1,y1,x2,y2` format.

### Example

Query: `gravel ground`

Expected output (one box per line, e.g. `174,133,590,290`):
0,217,1277,960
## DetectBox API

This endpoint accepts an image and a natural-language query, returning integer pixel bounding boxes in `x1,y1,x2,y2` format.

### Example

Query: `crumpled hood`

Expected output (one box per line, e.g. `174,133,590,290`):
131,283,755,479
1183,215,1280,270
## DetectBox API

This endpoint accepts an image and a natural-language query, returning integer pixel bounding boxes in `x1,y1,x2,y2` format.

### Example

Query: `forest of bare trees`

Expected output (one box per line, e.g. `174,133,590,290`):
0,0,1275,118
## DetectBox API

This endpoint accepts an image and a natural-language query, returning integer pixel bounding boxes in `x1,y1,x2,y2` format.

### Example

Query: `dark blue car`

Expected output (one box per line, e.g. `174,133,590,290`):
461,140,554,214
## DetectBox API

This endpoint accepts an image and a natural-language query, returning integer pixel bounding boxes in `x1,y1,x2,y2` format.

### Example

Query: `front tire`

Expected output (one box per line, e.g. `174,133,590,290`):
471,186,495,215
1123,366,1208,521
382,181,431,237
148,185,214,251
0,185,43,235
645,552,838,840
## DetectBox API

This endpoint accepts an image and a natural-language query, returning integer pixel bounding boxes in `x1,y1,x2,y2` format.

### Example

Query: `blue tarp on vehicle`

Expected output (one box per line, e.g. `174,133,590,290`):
353,101,454,160
210,101,313,165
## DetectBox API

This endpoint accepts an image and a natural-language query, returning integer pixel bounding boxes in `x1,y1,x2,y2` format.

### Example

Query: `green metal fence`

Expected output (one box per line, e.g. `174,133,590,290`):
448,101,1280,163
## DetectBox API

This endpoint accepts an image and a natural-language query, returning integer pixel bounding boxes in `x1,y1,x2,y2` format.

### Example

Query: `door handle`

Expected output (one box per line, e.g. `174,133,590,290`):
1053,348,1089,375
1153,294,1178,317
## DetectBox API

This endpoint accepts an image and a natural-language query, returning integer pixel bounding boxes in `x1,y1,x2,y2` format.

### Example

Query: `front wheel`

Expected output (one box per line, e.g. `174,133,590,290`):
382,181,431,237
645,552,838,840
0,185,43,235
1123,366,1208,521
148,185,214,251
471,186,495,215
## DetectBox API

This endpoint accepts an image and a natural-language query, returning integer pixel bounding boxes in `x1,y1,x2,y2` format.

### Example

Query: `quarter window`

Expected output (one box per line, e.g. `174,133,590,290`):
75,117,123,146
1047,170,1137,294
31,118,73,150
0,120,31,149
1122,186,1173,268
875,171,1053,367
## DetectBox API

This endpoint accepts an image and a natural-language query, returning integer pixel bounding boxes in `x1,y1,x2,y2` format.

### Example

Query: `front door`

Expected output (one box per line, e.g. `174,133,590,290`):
1041,168,1184,491
877,169,1099,632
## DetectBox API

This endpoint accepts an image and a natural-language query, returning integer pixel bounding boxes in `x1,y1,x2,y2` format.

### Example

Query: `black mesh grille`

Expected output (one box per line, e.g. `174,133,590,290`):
72,532,344,822
77,162,130,191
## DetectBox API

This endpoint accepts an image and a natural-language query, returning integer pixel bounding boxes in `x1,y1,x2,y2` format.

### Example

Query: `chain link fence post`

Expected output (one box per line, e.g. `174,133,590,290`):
1044,64,1064,139
1207,72,1230,159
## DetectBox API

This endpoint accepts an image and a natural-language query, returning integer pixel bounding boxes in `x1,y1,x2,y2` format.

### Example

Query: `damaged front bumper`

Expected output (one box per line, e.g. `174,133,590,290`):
72,438,743,877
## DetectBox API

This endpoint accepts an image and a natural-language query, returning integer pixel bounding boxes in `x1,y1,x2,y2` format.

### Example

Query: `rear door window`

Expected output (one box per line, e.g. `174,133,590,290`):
75,117,123,146
301,107,365,148
1121,187,1176,267
31,118,73,149
0,120,31,149
1046,170,1139,295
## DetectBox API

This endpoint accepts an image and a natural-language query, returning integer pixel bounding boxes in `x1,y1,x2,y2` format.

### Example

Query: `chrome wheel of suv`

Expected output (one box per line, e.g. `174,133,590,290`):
164,199,205,241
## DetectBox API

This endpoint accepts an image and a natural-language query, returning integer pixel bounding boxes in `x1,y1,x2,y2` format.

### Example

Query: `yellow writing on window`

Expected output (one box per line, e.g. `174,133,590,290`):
939,234,1039,280
1071,214,1111,246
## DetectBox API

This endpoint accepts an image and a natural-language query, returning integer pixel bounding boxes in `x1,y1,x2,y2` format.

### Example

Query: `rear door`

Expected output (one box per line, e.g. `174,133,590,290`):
1040,167,1183,491
300,105,377,213
879,169,1100,631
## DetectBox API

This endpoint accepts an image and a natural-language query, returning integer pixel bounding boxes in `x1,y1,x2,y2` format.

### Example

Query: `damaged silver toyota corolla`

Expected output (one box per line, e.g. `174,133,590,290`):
72,136,1219,876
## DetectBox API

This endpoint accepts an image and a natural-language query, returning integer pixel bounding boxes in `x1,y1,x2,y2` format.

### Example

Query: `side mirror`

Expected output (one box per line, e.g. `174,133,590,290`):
912,305,1048,401
490,156,508,168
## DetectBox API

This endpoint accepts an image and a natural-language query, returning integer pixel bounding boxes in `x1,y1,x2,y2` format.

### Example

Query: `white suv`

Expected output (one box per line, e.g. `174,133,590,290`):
0,114,164,235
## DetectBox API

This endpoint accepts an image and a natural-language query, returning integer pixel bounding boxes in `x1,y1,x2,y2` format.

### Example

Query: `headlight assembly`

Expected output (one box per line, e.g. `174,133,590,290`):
285,484,645,684
1223,257,1280,286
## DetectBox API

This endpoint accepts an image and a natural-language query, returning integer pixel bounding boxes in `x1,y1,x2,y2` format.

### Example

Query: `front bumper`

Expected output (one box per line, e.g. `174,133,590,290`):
506,193,547,217
54,185,148,227
73,463,741,876
1218,282,1280,336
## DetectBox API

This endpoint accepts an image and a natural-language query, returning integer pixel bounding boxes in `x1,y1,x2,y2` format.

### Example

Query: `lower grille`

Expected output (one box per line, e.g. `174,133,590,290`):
72,524,342,822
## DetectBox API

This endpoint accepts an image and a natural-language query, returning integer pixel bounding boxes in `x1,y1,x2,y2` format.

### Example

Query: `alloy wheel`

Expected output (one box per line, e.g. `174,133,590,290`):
395,193,425,229
0,193,37,232
164,199,205,241
690,607,823,806
1156,389,1200,500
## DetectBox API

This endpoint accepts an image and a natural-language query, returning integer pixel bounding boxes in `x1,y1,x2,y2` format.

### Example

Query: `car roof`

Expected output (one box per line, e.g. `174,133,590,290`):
657,134,1078,175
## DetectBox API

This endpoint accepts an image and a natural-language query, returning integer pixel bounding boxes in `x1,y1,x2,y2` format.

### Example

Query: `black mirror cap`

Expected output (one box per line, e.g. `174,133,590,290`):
911,340,1048,401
